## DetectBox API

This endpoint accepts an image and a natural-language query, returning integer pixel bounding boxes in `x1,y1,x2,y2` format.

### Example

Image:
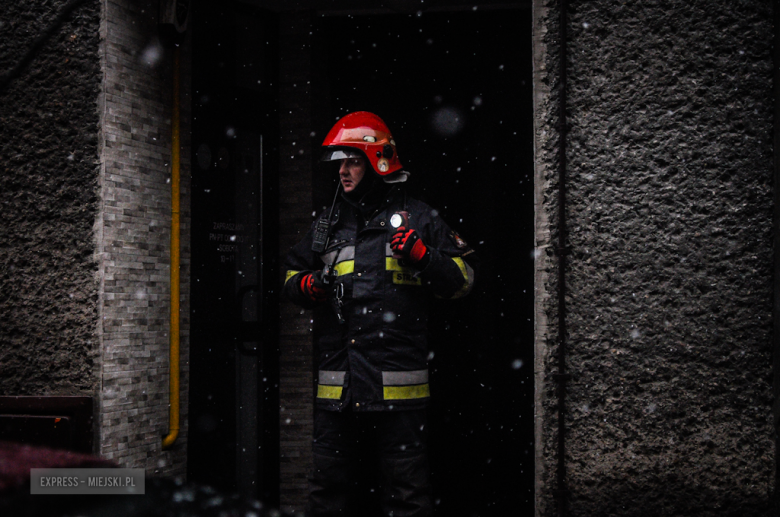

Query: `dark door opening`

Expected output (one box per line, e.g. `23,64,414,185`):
188,1,280,504
312,8,535,516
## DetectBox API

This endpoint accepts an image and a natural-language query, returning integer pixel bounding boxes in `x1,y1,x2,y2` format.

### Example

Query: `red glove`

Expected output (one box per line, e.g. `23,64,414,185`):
300,272,327,302
390,227,429,264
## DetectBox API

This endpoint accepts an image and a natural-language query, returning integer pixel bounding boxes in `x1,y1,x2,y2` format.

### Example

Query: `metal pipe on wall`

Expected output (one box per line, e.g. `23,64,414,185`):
163,45,181,450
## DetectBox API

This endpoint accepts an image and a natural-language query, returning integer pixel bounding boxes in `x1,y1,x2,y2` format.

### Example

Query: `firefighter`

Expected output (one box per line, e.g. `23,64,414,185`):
283,111,476,517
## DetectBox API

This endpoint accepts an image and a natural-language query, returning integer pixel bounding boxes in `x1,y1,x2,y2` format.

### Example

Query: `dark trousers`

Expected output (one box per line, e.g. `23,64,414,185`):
309,408,433,517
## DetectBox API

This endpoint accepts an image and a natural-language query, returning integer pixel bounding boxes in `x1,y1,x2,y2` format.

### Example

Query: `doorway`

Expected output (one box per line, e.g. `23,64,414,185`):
188,0,280,504
311,7,535,515
188,2,535,514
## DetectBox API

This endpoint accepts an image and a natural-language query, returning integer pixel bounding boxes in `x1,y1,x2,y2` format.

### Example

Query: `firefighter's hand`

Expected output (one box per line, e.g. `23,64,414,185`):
301,271,328,302
390,227,429,266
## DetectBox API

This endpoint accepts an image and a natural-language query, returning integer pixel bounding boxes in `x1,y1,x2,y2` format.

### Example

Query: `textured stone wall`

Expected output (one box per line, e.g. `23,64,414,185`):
277,10,315,512
534,1,775,515
0,1,101,397
97,0,191,477
1,0,191,477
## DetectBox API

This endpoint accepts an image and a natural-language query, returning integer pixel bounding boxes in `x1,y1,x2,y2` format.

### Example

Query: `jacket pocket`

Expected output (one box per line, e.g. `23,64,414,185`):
317,370,348,400
381,369,430,400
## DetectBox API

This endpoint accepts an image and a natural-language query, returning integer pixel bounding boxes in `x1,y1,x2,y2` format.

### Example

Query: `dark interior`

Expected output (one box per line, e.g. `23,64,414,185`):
188,2,534,515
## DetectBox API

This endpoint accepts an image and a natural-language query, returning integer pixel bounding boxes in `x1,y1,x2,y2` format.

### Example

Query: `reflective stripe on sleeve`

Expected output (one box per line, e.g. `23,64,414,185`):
285,270,300,285
450,257,475,299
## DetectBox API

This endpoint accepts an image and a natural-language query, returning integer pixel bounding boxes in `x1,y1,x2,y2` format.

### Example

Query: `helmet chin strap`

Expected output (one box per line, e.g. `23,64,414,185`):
328,181,342,218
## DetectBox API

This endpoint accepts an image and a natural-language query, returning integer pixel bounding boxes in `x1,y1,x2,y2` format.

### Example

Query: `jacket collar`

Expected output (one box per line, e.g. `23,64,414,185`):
341,179,399,215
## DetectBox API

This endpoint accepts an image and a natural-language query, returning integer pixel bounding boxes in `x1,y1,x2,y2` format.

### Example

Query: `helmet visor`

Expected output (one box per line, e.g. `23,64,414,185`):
321,147,364,162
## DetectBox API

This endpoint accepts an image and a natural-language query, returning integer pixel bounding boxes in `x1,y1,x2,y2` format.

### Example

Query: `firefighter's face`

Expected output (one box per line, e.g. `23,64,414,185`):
339,157,366,193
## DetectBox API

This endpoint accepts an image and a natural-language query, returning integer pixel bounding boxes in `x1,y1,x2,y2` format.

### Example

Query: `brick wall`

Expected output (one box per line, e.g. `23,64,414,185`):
277,10,316,513
97,0,191,477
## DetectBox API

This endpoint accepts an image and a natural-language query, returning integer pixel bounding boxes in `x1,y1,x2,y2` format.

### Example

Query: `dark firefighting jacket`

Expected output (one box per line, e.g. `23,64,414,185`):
283,185,476,412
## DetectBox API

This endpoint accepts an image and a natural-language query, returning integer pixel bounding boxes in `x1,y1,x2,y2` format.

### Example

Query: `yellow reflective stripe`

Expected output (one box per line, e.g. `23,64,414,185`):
334,260,354,276
451,257,473,299
383,384,430,400
285,270,300,285
386,258,422,285
385,257,405,271
317,385,343,399
453,257,468,280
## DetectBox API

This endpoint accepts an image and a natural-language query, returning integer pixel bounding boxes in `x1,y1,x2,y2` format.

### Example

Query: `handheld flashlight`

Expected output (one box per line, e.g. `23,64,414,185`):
389,211,409,230
390,211,410,260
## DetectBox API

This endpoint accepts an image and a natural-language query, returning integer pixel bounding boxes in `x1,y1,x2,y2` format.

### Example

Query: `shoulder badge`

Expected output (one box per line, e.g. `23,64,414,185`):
449,231,468,249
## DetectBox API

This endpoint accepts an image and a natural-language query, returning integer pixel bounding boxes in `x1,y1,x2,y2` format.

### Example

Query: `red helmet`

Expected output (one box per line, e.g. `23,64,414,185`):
321,111,403,176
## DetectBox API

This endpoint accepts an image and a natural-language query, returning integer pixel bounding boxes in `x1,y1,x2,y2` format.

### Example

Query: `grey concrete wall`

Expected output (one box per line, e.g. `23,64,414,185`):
534,1,775,515
0,1,101,397
97,0,191,476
